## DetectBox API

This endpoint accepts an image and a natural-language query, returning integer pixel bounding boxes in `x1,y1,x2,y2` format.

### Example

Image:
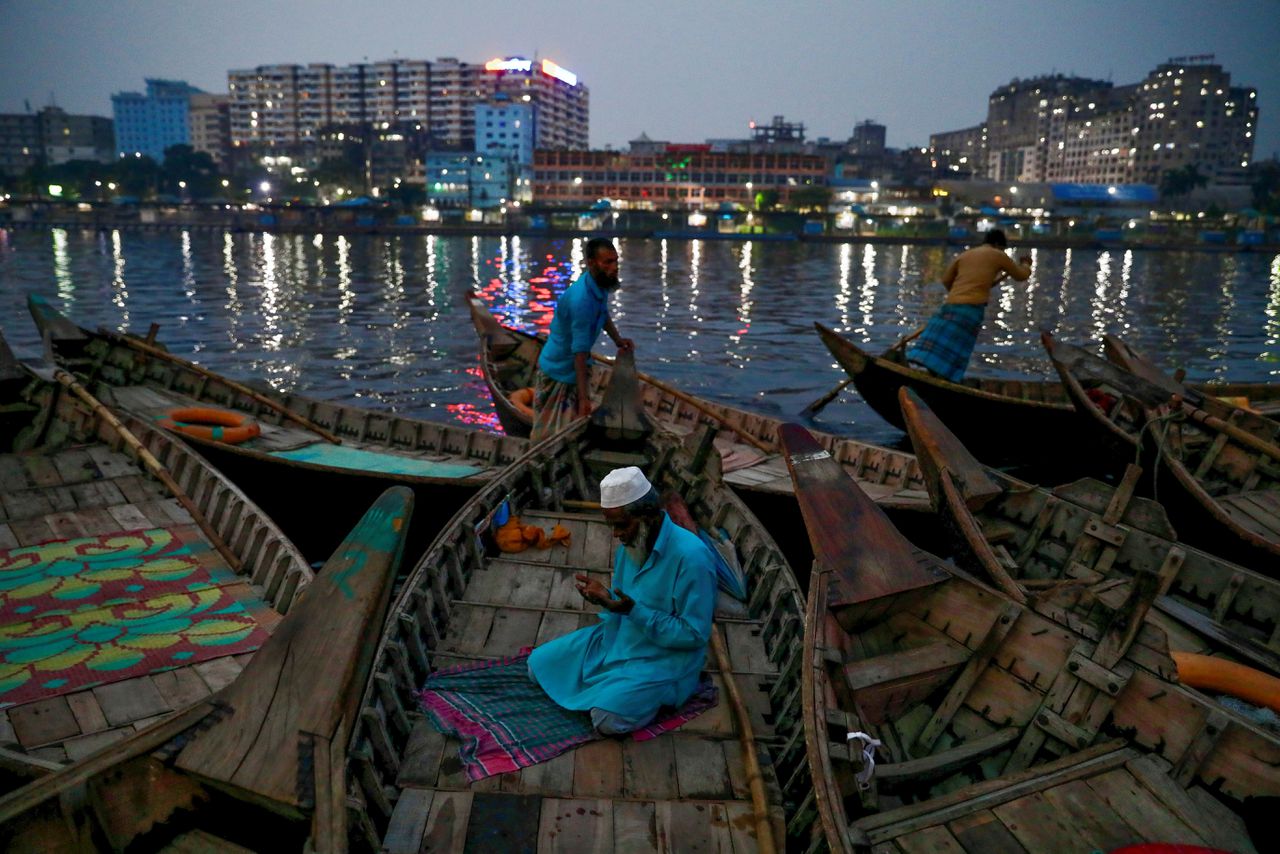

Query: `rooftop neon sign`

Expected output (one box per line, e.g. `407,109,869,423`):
541,59,578,86
485,57,533,73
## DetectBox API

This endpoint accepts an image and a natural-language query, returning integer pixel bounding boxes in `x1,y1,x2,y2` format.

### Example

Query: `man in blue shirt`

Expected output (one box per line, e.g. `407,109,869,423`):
532,238,634,440
527,466,716,735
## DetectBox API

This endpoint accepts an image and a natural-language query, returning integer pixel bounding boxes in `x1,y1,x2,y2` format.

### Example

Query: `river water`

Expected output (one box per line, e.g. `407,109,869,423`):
2,226,1279,447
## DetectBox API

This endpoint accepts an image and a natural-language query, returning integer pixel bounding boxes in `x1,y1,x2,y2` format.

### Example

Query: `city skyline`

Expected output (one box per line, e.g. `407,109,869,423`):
2,0,1278,158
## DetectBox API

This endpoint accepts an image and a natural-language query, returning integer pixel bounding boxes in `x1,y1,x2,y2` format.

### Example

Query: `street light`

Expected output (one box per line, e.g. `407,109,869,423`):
745,181,753,210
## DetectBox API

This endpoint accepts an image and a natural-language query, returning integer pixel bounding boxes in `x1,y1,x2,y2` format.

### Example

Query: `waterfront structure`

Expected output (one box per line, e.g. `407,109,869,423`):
425,151,527,209
111,79,204,161
850,119,887,157
476,94,536,164
0,113,41,176
931,56,1257,186
187,93,232,168
533,138,827,208
482,57,588,150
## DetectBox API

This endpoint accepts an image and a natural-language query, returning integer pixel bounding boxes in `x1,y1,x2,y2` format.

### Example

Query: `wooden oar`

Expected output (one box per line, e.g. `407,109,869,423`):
105,330,343,445
800,324,925,416
50,368,243,572
710,626,776,854
590,352,773,454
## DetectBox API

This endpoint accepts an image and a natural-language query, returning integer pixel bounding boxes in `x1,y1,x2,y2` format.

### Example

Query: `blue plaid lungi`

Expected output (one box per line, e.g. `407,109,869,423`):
906,303,985,382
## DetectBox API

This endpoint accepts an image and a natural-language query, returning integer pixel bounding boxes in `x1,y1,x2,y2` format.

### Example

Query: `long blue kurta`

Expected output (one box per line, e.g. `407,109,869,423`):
528,512,716,719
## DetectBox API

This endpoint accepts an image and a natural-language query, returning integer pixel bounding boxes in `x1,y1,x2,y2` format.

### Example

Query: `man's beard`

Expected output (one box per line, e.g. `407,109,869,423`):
596,271,619,290
623,519,653,568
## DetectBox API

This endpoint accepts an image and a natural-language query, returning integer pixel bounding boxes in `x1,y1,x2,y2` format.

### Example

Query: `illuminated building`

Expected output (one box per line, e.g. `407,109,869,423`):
0,108,114,175
228,56,587,154
931,56,1258,185
187,93,231,167
111,79,204,160
534,139,827,208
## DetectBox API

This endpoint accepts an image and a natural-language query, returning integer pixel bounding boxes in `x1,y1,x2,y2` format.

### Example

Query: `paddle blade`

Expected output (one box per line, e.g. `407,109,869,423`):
898,387,1001,512
779,422,947,630
590,349,653,442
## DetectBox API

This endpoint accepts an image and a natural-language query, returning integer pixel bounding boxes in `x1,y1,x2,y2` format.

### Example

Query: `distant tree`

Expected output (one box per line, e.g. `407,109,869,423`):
788,186,832,214
162,144,220,199
1250,160,1280,216
1159,164,1208,200
754,189,779,211
384,182,426,207
111,154,162,198
311,156,365,196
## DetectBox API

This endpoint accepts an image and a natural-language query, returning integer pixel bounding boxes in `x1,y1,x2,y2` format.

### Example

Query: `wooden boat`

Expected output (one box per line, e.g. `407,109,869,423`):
1104,333,1280,418
339,353,817,851
1046,329,1280,571
899,384,1280,676
0,481,413,851
29,293,527,559
813,321,1081,466
467,292,930,510
781,421,1275,854
0,330,314,784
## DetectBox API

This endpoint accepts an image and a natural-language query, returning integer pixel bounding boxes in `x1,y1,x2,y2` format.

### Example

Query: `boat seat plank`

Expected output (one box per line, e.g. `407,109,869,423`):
398,718,448,788
658,800,736,853
990,782,1134,854
8,697,80,749
621,734,679,800
1124,755,1258,854
895,824,967,853
946,810,1029,854
0,524,19,550
421,790,474,852
462,792,542,853
1083,768,1209,848
538,797,614,852
572,738,625,798
381,787,434,854
673,735,735,799
159,829,257,853
1218,489,1280,538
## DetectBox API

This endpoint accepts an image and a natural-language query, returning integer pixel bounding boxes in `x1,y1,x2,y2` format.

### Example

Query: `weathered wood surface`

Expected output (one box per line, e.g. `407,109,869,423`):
174,487,410,813
0,487,412,853
781,416,1274,854
344,411,812,852
779,422,947,631
902,380,1280,675
30,294,526,487
0,361,311,774
897,387,1000,512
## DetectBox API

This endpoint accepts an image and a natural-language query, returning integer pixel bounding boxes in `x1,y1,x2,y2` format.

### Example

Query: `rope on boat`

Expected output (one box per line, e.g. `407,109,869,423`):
1135,408,1184,504
846,731,882,790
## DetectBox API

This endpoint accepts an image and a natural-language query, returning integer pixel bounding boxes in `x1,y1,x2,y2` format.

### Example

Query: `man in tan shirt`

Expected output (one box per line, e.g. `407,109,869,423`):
906,229,1032,381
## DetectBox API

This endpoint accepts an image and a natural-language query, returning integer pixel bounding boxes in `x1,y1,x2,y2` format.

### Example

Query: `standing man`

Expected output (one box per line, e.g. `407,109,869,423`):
531,238,634,441
527,466,716,735
906,228,1032,382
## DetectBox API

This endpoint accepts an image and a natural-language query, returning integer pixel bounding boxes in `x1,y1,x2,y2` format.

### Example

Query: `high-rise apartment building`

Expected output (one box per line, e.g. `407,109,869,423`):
928,124,987,177
931,56,1257,186
227,56,588,155
111,79,204,160
0,107,114,177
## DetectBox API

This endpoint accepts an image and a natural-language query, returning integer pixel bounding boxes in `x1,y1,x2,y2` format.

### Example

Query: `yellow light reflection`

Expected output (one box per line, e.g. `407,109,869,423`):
859,244,878,339
836,242,852,328
51,228,73,303
111,230,128,324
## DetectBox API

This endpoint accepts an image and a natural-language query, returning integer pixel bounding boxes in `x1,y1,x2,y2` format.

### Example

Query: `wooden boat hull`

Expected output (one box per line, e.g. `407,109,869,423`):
0,485,413,851
900,385,1280,676
465,293,933,510
782,421,1276,854
814,322,1086,469
0,338,314,783
30,294,528,559
344,390,817,850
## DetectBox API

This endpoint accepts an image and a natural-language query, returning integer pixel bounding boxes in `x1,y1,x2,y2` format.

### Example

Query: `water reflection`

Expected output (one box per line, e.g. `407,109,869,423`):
1,229,1276,446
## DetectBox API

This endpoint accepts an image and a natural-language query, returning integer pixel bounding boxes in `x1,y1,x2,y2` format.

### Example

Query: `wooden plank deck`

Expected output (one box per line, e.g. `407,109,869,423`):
391,510,781,853
0,443,276,766
861,750,1258,854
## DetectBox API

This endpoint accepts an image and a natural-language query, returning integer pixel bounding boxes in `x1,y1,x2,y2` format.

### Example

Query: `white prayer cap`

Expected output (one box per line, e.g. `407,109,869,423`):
599,466,652,509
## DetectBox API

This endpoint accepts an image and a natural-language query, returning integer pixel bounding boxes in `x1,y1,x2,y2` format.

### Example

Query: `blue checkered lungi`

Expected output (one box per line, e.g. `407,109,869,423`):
906,303,985,382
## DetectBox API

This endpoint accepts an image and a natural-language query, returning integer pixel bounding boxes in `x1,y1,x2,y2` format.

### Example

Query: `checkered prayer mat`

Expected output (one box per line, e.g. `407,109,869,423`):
417,648,718,781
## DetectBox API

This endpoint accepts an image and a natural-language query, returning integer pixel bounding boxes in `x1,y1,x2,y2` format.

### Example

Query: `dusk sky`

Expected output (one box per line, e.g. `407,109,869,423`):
3,0,1278,158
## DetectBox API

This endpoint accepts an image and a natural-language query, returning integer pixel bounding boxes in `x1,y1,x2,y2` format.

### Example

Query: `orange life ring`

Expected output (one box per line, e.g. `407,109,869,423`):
1172,651,1280,714
509,387,535,420
158,407,260,445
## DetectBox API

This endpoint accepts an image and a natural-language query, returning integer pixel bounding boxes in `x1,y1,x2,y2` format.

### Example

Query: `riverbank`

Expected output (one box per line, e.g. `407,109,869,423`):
3,203,1277,254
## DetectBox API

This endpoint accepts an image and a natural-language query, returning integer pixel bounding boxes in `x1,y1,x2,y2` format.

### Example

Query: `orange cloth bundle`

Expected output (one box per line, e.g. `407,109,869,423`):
494,517,571,553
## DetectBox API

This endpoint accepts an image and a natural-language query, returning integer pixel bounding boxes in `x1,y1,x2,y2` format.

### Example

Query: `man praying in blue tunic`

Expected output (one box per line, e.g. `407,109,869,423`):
528,466,717,735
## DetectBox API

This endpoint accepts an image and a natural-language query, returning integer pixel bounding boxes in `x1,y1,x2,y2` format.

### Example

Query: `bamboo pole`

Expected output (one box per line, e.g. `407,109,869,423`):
591,352,773,454
710,625,777,854
1174,396,1280,462
109,331,343,444
53,369,243,572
